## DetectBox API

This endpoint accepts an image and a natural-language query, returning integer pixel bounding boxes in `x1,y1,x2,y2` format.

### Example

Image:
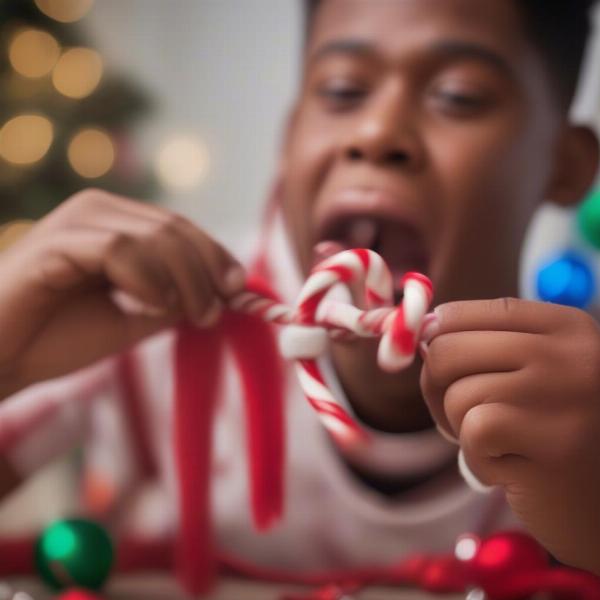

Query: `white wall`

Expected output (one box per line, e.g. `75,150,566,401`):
86,0,302,254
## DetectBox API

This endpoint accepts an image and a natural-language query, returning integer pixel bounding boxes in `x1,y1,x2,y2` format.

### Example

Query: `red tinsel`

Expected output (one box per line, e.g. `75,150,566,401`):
2,531,600,599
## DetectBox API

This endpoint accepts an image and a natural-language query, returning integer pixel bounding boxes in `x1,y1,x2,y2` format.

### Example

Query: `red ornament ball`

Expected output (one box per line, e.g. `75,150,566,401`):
57,589,105,600
469,531,549,589
421,556,468,593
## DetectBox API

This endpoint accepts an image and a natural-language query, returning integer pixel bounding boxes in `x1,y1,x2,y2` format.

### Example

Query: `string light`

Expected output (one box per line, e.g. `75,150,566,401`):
52,48,103,99
155,135,210,191
34,0,94,23
0,115,53,165
67,128,114,178
8,29,60,79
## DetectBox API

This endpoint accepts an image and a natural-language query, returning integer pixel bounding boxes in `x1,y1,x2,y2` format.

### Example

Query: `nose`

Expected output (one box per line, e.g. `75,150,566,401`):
342,81,425,171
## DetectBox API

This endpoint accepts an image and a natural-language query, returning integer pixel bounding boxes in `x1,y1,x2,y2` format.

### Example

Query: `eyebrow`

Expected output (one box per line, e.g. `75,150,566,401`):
309,39,374,65
430,40,514,78
309,38,514,79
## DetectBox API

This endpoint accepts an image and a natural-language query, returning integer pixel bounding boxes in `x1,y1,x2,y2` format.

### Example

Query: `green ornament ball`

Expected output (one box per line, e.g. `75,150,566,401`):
35,518,114,591
578,186,600,250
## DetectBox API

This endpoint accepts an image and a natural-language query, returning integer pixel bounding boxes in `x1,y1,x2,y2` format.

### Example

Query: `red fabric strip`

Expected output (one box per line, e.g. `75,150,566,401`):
221,310,285,531
116,353,157,479
173,325,224,594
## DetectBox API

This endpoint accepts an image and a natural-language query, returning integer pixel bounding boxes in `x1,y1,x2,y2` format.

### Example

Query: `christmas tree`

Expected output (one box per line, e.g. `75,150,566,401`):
0,0,157,222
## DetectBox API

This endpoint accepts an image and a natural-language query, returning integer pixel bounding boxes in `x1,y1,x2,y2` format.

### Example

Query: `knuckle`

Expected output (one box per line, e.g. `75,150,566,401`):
66,187,109,209
460,405,497,458
105,230,134,255
493,296,520,315
443,381,473,433
153,213,188,240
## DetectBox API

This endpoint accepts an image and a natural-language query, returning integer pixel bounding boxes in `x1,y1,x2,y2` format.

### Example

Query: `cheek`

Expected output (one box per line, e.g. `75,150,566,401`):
427,119,553,296
433,117,551,230
281,115,340,272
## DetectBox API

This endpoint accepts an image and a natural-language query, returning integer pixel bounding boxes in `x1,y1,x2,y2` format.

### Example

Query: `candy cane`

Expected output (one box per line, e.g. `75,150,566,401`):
229,248,434,448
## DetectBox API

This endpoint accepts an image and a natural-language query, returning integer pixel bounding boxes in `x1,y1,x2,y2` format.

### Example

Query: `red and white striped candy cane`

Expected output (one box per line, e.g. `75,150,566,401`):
228,249,433,447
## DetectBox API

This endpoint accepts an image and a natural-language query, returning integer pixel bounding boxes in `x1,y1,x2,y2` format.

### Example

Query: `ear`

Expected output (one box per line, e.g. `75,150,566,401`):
546,124,600,207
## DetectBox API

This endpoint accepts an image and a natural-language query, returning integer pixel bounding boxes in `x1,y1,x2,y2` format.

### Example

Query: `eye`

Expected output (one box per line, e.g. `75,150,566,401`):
428,83,492,116
316,79,368,111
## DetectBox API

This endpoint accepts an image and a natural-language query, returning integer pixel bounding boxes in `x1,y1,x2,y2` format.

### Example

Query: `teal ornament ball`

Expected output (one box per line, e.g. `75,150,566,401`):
578,186,600,250
35,519,114,591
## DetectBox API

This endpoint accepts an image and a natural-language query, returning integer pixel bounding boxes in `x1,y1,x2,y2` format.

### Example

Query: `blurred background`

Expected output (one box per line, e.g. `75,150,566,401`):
0,0,302,255
0,0,599,531
1,0,600,252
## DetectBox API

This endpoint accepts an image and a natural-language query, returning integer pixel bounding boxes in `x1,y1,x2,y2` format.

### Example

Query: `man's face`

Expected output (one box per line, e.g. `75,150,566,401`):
280,0,564,428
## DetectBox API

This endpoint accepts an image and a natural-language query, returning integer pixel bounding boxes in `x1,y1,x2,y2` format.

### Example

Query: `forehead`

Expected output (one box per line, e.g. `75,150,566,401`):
307,0,531,66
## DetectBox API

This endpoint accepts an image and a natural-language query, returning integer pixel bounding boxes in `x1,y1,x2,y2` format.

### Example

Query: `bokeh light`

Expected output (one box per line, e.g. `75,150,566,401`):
454,535,480,562
0,221,35,252
155,135,210,191
9,29,60,79
68,128,115,178
34,0,94,23
0,115,54,165
52,48,103,99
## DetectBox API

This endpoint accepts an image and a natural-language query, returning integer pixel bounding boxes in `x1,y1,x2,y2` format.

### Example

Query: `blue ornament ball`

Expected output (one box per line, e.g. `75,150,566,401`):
536,251,596,309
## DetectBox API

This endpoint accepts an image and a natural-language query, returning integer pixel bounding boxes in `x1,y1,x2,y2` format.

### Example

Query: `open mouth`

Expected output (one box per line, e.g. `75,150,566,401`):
313,214,430,304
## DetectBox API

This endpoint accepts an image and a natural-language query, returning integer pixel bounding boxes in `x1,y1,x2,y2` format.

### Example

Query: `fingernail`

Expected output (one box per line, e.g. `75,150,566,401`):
195,300,223,328
224,265,246,294
418,340,429,360
112,291,167,317
420,314,440,344
436,424,460,446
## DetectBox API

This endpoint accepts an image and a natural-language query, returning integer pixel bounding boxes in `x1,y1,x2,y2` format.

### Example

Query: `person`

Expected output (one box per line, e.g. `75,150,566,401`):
0,0,599,578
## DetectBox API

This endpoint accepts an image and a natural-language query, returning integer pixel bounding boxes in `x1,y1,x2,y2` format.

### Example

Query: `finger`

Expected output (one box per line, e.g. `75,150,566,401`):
420,369,499,441
420,332,529,433
162,215,246,298
53,201,224,321
148,222,223,326
425,330,529,388
434,297,583,337
20,291,178,385
439,370,532,439
70,191,246,298
36,227,178,313
459,403,534,487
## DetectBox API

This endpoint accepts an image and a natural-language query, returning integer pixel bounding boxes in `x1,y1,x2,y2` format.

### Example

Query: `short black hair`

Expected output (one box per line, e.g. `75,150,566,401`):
302,0,596,110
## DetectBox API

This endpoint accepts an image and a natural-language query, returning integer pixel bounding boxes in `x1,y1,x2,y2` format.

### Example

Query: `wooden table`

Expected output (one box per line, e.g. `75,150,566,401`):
6,576,467,599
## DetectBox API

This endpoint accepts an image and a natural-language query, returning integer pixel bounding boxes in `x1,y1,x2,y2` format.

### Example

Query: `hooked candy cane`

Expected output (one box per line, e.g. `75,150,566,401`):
176,248,432,593
230,248,434,447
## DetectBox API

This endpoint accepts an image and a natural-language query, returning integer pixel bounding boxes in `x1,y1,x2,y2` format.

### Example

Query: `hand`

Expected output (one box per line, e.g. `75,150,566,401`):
421,297,600,574
0,189,245,397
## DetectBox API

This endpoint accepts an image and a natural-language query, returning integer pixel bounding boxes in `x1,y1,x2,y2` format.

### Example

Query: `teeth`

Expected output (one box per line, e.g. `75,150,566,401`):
347,218,378,249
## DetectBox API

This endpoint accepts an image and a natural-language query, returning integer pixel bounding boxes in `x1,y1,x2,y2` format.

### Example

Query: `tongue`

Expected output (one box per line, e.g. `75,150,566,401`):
347,218,378,248
313,218,378,265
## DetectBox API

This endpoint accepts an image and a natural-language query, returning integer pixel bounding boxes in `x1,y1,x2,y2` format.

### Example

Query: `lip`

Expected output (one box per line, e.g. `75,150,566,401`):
314,186,424,243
